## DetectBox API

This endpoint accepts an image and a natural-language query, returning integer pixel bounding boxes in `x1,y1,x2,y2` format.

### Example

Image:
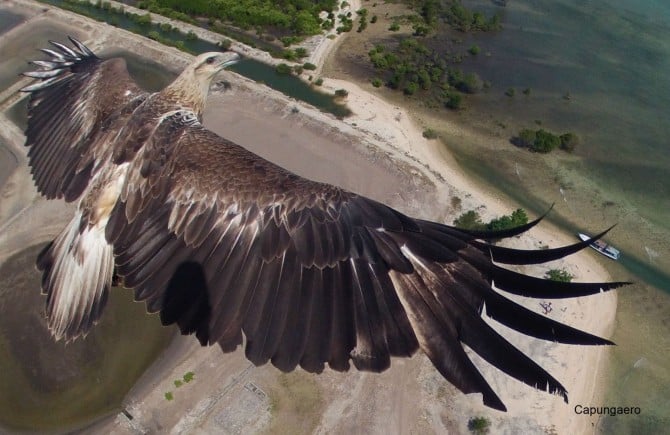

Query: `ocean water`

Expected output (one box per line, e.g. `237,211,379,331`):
443,1,670,432
458,0,670,238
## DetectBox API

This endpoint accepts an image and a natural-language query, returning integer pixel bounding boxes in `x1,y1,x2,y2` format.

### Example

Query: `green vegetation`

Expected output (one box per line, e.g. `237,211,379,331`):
54,0,201,54
314,78,324,86
356,8,369,32
371,78,383,87
303,62,317,71
545,269,574,282
468,44,480,55
334,88,349,98
453,209,528,232
453,210,484,230
139,0,337,39
275,63,293,75
174,379,183,388
368,39,484,109
514,129,579,153
559,132,579,152
444,1,501,33
165,392,174,401
399,0,501,35
487,208,528,231
467,416,491,434
423,128,439,139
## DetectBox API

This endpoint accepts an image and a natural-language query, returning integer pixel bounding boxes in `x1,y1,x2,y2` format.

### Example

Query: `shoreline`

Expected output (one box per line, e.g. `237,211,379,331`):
0,1,617,433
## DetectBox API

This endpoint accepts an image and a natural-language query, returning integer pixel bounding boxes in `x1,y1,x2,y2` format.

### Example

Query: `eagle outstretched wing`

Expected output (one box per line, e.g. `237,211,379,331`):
21,38,629,412
22,37,147,201
104,112,627,411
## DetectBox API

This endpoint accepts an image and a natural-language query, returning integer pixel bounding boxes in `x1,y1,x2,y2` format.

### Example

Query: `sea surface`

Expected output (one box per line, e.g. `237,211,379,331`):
444,1,670,432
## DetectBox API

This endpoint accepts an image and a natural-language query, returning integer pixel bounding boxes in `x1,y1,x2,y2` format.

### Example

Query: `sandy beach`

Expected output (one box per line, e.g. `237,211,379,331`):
0,1,617,434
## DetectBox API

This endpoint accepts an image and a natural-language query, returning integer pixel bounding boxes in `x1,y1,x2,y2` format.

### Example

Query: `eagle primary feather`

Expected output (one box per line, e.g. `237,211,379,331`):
21,37,629,412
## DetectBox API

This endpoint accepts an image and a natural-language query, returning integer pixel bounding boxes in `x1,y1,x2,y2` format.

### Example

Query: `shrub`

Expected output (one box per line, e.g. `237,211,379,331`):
457,73,483,94
371,78,383,87
389,22,400,31
370,15,378,23
314,78,324,86
275,63,292,75
185,30,198,41
560,132,579,152
183,371,195,382
468,45,480,55
404,81,419,95
545,269,574,282
165,392,174,401
334,88,349,98
468,416,491,434
134,12,151,26
423,129,438,139
218,38,232,50
453,210,485,230
295,47,308,58
303,62,317,70
444,92,463,110
487,208,528,231
532,129,561,153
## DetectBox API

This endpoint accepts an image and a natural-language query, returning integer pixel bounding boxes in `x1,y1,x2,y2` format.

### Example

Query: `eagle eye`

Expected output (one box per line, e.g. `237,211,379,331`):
205,56,216,65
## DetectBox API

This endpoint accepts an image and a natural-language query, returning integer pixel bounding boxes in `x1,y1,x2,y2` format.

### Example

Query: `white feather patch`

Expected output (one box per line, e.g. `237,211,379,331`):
45,212,114,340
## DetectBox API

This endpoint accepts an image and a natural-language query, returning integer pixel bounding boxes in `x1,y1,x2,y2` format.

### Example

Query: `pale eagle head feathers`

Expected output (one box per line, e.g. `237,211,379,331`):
164,51,240,116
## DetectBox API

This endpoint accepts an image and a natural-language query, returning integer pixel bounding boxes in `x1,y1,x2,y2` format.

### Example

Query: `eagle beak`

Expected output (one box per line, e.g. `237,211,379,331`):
218,52,240,70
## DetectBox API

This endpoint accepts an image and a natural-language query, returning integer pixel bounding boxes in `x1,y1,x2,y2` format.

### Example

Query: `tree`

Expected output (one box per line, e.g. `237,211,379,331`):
444,92,462,110
517,129,537,148
532,129,561,153
404,81,419,95
457,72,483,94
487,208,528,231
453,210,485,230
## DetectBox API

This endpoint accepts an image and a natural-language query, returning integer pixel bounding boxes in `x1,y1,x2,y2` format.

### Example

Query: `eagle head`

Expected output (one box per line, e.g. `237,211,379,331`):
192,51,241,80
164,51,240,116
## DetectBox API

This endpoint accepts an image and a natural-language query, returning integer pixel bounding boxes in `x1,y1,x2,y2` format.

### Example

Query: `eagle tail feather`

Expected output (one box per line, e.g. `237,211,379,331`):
38,212,113,341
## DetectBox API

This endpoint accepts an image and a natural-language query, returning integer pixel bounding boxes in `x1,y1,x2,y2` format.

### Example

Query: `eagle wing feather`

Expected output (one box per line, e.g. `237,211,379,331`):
103,113,625,411
22,37,147,201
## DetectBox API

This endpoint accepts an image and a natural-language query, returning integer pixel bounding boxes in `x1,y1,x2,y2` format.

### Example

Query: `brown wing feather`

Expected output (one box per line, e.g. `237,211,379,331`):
106,112,622,412
22,38,147,201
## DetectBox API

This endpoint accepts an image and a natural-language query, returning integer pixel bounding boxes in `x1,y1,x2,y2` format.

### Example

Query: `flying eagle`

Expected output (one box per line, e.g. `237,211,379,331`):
21,37,626,411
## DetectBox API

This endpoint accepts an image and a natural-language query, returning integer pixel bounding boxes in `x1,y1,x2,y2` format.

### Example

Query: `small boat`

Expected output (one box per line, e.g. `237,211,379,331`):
578,233,620,260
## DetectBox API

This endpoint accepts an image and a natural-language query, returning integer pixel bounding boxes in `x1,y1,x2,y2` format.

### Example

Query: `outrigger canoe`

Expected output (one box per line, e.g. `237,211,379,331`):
578,233,620,260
